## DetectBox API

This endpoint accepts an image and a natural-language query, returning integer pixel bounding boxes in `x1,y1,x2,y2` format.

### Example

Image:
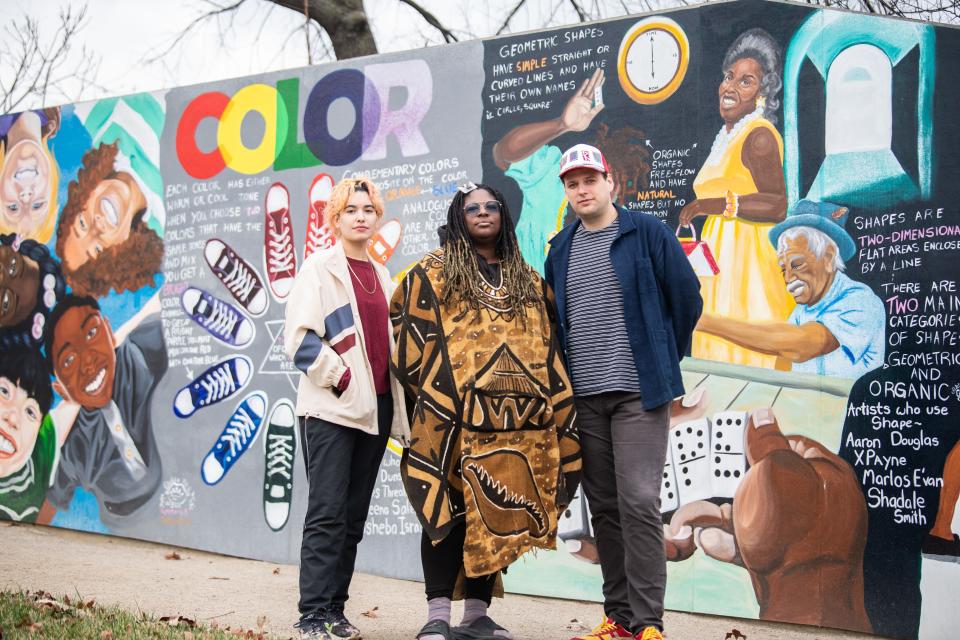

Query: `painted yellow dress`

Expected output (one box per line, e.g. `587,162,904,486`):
691,115,795,369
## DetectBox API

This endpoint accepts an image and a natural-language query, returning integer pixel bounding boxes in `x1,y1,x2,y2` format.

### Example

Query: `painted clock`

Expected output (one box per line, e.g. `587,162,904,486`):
617,16,690,105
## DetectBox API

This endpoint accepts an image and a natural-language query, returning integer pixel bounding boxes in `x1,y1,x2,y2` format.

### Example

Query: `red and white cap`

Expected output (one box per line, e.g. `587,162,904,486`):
559,143,609,178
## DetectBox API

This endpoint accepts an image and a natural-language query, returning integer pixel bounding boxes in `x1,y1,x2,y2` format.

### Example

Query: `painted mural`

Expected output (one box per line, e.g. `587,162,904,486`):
1,1,959,638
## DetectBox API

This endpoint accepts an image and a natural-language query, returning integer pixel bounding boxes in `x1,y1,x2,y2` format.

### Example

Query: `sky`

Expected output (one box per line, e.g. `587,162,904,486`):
7,0,677,109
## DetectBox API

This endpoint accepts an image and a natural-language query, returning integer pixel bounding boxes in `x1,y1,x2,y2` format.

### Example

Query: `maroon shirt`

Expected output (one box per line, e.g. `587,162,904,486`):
346,257,390,394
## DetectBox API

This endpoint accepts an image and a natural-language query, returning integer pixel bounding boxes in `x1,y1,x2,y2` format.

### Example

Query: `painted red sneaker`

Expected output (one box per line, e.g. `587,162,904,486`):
305,173,336,260
263,182,297,301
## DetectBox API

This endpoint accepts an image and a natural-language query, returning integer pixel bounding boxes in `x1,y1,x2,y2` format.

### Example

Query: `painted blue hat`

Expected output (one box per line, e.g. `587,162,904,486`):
769,199,856,261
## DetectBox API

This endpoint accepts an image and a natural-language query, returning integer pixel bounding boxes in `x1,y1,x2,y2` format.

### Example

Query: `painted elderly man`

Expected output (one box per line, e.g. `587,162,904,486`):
696,200,884,379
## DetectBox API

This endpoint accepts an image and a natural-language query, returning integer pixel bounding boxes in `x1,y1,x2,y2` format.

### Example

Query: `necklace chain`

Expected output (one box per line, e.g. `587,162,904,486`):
347,259,378,295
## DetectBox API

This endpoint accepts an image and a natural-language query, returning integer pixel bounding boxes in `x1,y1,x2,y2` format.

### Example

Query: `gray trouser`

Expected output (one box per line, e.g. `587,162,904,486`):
575,392,670,632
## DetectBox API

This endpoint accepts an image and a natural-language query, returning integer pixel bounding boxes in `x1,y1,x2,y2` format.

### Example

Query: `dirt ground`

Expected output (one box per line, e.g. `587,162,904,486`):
1,522,881,640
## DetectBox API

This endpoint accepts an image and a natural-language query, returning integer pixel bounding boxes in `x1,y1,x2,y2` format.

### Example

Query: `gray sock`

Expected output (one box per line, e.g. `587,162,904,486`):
418,597,451,640
460,599,487,626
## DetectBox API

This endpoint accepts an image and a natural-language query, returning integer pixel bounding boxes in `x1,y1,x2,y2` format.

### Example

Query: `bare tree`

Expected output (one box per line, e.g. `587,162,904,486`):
813,0,960,23
172,0,960,73
0,4,101,113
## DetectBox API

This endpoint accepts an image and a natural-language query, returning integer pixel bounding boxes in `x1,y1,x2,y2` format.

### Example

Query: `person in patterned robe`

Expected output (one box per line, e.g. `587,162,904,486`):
391,182,581,640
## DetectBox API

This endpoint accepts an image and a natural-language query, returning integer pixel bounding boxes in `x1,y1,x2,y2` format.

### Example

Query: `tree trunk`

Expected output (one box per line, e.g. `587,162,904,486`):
271,0,377,59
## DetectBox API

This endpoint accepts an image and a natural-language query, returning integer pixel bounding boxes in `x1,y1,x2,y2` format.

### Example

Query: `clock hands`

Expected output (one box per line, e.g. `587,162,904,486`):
650,33,656,78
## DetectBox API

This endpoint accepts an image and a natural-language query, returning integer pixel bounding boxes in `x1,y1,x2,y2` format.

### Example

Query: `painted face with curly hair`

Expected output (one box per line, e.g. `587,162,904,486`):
61,172,146,272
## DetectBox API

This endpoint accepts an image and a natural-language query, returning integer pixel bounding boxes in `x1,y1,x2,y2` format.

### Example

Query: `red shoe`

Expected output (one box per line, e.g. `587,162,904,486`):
305,173,336,259
636,627,665,640
263,182,296,301
569,617,633,640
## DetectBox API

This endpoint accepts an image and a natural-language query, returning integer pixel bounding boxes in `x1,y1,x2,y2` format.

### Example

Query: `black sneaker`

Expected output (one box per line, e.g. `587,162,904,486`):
324,607,362,640
296,612,332,640
921,532,960,562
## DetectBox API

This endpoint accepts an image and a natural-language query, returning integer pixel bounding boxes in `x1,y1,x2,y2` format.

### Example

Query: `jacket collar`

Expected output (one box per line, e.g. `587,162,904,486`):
548,204,636,252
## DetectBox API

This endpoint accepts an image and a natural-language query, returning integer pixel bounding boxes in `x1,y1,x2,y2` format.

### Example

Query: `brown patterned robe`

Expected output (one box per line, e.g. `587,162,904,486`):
391,249,581,578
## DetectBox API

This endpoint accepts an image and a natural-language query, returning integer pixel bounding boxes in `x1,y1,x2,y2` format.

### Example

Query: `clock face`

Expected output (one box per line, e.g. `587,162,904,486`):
617,17,690,105
625,29,681,93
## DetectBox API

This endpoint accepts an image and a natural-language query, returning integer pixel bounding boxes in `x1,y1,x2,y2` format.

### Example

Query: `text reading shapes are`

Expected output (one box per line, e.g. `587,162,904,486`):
176,60,435,179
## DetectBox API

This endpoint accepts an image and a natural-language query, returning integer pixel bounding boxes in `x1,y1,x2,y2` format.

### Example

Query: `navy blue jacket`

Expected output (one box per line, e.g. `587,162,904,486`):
544,207,703,410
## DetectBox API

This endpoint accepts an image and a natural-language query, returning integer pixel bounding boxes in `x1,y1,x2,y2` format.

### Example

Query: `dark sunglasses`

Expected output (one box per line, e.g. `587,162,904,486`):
463,201,501,217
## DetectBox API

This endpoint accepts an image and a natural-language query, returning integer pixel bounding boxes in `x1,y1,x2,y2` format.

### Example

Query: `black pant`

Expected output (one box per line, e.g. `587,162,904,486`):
421,522,497,604
575,392,670,632
298,394,391,616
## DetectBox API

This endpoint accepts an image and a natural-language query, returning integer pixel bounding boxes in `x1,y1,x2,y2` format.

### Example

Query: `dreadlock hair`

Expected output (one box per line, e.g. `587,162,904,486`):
440,184,541,323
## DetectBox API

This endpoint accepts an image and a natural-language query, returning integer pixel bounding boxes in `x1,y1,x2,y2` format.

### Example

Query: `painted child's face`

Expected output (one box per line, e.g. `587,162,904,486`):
0,376,43,477
61,173,145,271
0,245,40,327
51,306,116,410
0,140,53,238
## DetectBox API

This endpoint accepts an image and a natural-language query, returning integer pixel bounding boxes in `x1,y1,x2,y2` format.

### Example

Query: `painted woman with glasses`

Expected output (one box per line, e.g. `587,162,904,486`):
391,182,581,640
284,176,410,640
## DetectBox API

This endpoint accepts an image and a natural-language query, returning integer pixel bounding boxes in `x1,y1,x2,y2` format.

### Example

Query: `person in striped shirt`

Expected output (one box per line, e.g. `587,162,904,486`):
545,144,702,640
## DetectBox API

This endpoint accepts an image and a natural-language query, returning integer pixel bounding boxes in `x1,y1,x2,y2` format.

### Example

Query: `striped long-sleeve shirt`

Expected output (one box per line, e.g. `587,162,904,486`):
565,219,642,396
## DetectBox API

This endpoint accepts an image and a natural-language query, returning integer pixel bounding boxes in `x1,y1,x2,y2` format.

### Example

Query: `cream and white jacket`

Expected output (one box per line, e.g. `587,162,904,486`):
283,244,410,446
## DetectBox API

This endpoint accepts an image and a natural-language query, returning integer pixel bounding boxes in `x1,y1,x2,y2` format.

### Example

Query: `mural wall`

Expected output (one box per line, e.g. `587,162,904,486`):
1,1,958,638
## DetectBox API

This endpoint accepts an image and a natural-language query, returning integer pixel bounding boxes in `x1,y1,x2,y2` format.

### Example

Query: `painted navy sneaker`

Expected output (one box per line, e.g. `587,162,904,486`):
263,398,296,531
204,238,269,317
263,182,297,301
181,286,255,348
201,391,267,485
173,356,252,418
305,173,336,260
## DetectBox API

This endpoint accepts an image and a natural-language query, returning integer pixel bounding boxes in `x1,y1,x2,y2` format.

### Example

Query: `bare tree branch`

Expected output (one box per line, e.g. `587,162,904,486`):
497,0,529,35
398,0,459,43
142,0,248,64
0,4,102,112
568,0,589,21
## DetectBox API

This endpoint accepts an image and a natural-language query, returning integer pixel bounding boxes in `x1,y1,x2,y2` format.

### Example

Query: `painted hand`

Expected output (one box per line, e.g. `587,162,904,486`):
678,200,704,226
560,68,605,133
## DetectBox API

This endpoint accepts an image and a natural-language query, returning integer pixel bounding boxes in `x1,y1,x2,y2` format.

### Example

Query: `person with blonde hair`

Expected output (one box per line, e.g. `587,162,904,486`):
284,177,410,640
0,107,61,244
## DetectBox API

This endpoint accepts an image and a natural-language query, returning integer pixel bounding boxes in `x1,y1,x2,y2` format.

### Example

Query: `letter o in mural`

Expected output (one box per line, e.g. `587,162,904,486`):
304,68,381,167
176,91,230,179
217,84,289,175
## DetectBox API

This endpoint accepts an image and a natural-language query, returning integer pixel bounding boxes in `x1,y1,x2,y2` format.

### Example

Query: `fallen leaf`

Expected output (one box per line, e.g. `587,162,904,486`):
100,631,114,639
361,606,379,619
725,630,746,640
165,551,182,560
272,567,281,575
160,615,197,628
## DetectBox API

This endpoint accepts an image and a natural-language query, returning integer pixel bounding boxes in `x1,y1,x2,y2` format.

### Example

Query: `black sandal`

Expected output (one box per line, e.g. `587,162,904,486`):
452,615,510,640
417,619,454,640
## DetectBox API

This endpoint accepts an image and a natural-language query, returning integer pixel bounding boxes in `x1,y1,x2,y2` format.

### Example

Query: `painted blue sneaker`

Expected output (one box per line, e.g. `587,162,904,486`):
201,391,268,485
181,286,255,348
263,398,297,531
173,356,252,418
